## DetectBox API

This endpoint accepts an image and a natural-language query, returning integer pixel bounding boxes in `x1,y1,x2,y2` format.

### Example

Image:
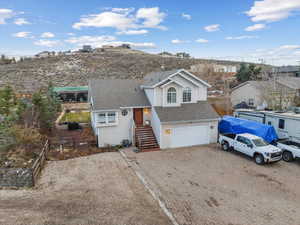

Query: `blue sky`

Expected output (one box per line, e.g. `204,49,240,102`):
1,0,300,65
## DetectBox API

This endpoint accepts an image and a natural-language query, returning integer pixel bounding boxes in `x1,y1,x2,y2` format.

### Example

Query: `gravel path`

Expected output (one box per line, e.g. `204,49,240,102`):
123,144,300,225
0,152,172,225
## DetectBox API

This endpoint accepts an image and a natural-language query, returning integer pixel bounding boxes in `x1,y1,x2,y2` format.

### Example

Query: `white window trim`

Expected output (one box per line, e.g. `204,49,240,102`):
182,87,192,103
167,87,177,105
96,111,118,127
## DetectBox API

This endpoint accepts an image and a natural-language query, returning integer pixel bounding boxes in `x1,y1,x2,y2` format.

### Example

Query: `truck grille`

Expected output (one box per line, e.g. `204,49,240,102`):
271,152,282,158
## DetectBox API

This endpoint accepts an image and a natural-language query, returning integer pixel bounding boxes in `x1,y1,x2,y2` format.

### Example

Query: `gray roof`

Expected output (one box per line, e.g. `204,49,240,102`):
154,101,219,124
143,69,180,86
277,77,300,90
275,66,300,73
232,81,272,91
89,79,150,110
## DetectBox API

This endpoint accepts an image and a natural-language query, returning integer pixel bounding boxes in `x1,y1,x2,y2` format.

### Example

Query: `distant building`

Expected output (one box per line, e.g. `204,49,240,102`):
190,63,237,74
35,51,52,58
80,45,93,53
271,66,300,77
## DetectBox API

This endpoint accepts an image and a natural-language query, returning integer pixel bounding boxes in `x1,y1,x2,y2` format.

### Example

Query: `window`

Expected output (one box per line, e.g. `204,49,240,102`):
98,113,106,124
183,87,192,103
167,87,177,104
248,99,254,106
237,136,246,144
97,112,117,125
279,119,285,129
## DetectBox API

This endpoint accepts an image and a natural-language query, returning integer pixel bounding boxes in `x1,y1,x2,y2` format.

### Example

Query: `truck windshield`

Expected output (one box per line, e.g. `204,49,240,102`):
252,139,268,147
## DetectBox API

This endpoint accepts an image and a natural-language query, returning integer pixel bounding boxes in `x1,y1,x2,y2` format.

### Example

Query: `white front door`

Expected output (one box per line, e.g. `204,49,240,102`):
170,125,209,148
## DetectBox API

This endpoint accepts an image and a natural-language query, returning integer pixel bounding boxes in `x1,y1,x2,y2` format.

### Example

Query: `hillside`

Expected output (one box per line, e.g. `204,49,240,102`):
0,48,244,93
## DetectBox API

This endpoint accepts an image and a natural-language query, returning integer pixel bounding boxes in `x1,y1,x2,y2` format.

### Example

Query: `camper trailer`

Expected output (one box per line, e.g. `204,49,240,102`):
234,109,300,143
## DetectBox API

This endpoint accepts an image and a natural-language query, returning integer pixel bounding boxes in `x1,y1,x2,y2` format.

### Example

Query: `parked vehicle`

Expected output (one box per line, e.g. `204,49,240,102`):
234,109,300,143
277,140,300,162
219,133,282,165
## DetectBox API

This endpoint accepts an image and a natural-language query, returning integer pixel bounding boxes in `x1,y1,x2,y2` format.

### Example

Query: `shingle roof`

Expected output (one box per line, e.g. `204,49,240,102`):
142,69,180,86
154,101,220,124
231,81,272,91
89,79,150,110
277,77,300,90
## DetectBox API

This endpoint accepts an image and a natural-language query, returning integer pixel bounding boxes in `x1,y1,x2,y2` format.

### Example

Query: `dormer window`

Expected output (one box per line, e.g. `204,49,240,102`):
183,87,192,102
167,87,177,104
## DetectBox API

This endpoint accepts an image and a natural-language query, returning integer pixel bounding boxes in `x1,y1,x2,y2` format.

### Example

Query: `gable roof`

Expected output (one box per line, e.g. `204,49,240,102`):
231,81,272,92
89,79,150,110
142,69,211,88
154,101,219,124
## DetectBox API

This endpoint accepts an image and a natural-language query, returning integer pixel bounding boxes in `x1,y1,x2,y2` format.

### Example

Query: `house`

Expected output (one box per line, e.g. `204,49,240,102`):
80,45,93,53
271,66,300,77
190,63,237,74
231,78,300,110
35,51,52,58
89,69,220,150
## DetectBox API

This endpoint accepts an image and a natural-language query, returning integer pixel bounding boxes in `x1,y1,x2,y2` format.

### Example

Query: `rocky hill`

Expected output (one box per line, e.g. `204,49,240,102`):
0,48,244,93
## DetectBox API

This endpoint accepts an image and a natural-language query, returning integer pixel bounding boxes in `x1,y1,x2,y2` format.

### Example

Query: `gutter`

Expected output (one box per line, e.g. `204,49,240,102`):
160,118,220,125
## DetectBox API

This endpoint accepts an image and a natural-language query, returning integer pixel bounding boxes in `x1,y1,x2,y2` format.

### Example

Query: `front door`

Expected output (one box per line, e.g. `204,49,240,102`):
134,108,143,126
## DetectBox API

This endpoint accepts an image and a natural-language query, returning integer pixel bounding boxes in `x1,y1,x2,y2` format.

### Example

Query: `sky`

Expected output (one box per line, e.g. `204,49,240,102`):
0,0,300,66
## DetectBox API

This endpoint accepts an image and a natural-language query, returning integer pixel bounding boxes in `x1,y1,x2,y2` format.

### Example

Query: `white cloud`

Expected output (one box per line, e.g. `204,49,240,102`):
182,13,192,20
0,9,14,24
204,24,220,32
67,32,75,36
245,23,266,31
196,38,209,43
246,0,300,23
136,7,167,30
65,35,156,49
171,39,189,44
226,35,259,40
34,39,61,47
116,29,148,35
73,7,167,31
279,45,300,50
41,32,55,38
14,18,30,25
12,31,33,38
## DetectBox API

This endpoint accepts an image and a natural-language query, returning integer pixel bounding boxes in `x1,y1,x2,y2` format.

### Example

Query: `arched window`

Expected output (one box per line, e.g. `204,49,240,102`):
167,87,177,104
183,87,192,102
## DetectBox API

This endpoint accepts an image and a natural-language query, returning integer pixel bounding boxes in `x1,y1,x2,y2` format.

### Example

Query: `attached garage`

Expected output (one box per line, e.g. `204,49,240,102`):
170,125,209,148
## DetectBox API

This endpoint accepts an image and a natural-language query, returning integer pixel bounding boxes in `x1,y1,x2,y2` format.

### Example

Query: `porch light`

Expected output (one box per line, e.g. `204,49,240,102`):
143,108,150,114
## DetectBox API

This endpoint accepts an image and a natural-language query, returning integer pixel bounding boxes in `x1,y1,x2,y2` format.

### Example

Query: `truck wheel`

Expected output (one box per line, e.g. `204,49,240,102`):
221,141,230,151
254,154,265,165
282,151,294,162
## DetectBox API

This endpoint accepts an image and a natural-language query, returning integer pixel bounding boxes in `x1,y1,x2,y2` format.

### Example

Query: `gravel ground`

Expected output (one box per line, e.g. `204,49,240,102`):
0,152,172,225
124,144,300,225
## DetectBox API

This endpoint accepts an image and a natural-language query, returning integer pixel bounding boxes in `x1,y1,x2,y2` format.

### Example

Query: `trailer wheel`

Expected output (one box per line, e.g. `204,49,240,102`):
282,151,294,162
221,141,230,151
254,154,265,165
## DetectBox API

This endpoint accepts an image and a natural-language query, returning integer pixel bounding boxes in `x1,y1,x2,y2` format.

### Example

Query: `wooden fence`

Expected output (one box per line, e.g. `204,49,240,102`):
31,140,50,185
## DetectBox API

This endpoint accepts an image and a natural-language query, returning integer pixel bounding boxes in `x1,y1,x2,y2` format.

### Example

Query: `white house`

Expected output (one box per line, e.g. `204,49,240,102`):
89,69,219,151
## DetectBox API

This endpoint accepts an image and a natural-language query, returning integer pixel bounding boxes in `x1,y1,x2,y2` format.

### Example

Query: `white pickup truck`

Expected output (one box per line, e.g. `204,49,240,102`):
277,140,300,162
219,133,282,165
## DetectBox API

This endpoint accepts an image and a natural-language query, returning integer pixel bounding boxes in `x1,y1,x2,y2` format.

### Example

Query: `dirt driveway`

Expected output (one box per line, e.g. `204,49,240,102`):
0,153,172,225
123,144,300,225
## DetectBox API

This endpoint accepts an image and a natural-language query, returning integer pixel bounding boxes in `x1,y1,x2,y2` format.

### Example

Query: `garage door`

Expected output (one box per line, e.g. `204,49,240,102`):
170,125,209,148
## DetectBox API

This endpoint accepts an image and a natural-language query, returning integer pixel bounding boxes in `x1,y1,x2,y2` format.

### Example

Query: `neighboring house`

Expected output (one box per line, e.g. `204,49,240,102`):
35,51,53,58
89,69,219,150
231,78,300,110
190,63,237,74
271,66,300,77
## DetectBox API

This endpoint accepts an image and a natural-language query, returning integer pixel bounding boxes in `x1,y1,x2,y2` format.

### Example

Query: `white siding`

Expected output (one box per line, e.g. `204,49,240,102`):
231,84,263,107
96,109,133,147
144,88,155,105
151,107,162,145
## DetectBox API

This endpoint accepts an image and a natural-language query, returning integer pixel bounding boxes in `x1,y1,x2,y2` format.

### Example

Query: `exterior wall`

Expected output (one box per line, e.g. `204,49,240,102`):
231,84,263,107
96,109,133,147
151,107,162,145
160,121,218,149
150,73,208,107
144,88,155,105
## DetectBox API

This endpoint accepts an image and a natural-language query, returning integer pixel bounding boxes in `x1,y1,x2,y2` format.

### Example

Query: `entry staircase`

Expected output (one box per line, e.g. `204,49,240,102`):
135,126,160,152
